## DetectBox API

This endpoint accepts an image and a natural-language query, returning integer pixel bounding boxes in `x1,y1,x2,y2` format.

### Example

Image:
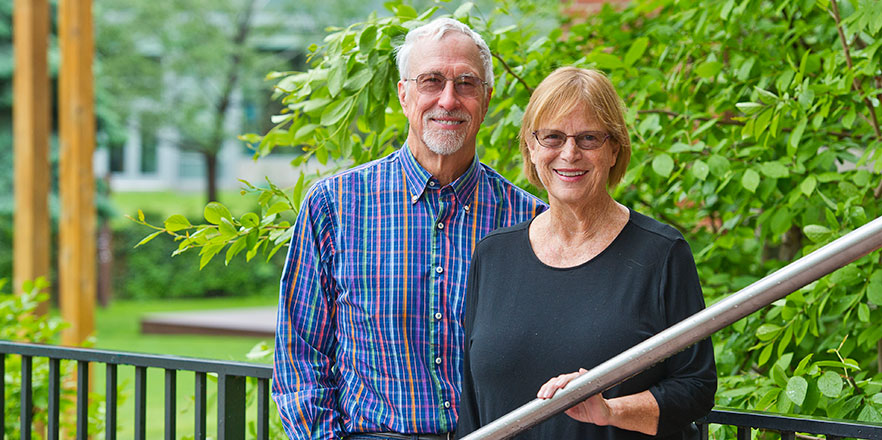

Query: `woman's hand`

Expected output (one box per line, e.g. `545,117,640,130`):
536,368,613,426
536,368,659,435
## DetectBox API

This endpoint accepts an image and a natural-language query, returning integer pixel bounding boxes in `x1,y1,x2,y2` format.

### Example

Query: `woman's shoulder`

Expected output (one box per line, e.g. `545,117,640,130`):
474,219,532,254
626,208,687,244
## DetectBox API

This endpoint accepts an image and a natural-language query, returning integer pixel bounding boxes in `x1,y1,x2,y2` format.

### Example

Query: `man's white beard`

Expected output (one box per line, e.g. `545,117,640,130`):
422,110,471,155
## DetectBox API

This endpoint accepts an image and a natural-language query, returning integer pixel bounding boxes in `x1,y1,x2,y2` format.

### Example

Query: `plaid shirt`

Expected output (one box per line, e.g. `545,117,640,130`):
273,145,545,439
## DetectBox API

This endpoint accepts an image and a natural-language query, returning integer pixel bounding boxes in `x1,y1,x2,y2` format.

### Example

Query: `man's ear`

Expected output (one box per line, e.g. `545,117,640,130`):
397,80,407,108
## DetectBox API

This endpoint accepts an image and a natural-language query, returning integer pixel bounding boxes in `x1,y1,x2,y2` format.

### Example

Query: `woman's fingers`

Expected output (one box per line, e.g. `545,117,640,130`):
537,370,585,399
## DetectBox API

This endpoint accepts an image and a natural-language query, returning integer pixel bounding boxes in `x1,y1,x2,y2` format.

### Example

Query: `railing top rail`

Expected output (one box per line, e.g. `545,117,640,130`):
0,340,273,378
702,408,882,439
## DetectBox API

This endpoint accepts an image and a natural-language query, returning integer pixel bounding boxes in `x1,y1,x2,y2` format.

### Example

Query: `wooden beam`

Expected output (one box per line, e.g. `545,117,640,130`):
13,0,51,309
59,0,96,346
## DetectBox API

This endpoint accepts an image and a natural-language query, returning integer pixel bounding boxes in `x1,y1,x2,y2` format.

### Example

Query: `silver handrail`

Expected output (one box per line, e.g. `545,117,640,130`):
462,216,882,440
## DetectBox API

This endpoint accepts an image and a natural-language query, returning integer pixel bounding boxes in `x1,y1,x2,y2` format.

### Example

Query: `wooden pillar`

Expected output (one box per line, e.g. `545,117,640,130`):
13,0,51,311
58,0,96,346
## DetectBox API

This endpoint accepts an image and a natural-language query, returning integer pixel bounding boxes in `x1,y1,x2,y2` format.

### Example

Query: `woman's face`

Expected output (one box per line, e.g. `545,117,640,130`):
527,108,619,207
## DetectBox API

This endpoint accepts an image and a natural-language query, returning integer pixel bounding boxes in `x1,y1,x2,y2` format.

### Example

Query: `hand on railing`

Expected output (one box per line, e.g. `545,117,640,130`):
537,368,611,425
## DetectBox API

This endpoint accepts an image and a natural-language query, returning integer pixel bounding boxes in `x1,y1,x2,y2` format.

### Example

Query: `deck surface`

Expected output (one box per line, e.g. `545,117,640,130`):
140,306,276,337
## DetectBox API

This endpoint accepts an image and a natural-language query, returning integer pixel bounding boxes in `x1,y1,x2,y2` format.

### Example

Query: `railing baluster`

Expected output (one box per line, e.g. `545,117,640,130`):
105,363,117,440
48,358,60,440
218,374,246,440
195,371,207,440
827,436,843,440
165,369,177,440
781,430,795,440
77,360,89,439
21,355,32,440
257,377,270,440
737,426,750,440
696,422,708,440
134,366,147,440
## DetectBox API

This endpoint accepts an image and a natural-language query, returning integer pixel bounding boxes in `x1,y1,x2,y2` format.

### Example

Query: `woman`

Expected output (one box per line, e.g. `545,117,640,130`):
457,67,716,439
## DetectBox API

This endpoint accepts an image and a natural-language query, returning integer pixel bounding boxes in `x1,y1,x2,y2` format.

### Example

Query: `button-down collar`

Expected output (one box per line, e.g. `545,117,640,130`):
400,143,481,207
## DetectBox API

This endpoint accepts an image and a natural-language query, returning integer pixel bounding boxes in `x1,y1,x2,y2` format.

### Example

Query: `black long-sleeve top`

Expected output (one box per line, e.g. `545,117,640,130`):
457,209,716,440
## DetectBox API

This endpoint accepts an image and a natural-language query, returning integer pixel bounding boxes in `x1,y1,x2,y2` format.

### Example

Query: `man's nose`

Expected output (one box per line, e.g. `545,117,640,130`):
437,80,459,110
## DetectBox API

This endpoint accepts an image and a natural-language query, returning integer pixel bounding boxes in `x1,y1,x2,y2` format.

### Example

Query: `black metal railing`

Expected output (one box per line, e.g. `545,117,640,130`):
0,340,273,440
5,341,882,440
698,408,882,440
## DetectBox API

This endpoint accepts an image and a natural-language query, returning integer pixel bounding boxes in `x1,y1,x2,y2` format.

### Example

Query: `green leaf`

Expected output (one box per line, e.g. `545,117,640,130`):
587,52,625,69
624,37,649,66
218,218,238,239
695,60,723,79
321,95,356,126
240,212,260,228
785,376,808,406
454,2,475,18
756,323,781,341
358,25,377,52
867,270,882,306
770,207,792,236
858,404,882,423
790,118,807,149
225,238,248,265
801,175,817,196
742,169,760,193
735,102,763,114
758,343,774,366
760,161,789,178
137,209,145,222
266,201,290,217
692,160,709,181
652,153,674,177
204,202,233,225
818,371,843,398
328,58,346,98
803,224,832,243
164,214,192,232
135,231,163,248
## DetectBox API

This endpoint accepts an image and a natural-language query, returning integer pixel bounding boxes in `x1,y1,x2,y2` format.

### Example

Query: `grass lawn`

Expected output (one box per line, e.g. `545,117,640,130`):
90,295,277,438
110,190,261,228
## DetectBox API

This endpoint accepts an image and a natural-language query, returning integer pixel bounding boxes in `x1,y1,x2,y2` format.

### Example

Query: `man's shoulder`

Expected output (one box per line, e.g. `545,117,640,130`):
477,162,545,204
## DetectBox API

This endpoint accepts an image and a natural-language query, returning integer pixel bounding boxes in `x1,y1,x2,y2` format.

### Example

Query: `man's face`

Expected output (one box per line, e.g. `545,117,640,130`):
398,33,491,157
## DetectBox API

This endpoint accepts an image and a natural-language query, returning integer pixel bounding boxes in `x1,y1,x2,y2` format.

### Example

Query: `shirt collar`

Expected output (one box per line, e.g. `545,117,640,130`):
400,143,482,206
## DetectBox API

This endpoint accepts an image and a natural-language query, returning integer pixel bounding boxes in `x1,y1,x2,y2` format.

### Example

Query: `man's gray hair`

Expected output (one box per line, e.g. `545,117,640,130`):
395,17,494,89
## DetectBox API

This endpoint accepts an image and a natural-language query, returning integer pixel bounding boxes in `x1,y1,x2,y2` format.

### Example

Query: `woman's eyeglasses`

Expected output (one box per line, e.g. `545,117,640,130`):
532,129,610,150
405,73,488,98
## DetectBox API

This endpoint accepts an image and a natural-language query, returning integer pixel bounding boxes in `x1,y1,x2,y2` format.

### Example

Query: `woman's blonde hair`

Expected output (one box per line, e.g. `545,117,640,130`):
519,67,631,189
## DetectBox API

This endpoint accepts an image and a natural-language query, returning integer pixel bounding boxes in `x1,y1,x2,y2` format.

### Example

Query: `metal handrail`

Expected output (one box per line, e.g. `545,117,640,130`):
462,216,882,440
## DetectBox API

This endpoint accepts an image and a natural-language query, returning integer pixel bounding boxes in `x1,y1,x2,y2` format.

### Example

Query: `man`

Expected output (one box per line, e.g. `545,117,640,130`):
273,17,545,439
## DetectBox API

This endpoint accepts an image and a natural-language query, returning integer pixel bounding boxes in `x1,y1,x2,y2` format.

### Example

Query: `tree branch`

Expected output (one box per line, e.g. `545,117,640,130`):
831,0,881,140
492,52,533,94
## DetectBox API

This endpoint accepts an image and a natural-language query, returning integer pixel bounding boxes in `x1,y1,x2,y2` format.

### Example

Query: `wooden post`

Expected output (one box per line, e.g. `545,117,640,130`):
58,0,96,346
13,0,51,311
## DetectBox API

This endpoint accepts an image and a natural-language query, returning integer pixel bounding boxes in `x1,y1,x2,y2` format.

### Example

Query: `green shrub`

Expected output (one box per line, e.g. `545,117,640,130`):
111,213,284,300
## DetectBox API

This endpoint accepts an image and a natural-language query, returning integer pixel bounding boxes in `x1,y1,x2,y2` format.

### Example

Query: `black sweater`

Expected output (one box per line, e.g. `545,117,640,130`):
457,209,716,440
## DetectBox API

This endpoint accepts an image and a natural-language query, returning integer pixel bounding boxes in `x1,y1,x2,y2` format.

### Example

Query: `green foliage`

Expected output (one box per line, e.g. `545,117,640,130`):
136,0,882,422
1,278,105,438
115,213,284,300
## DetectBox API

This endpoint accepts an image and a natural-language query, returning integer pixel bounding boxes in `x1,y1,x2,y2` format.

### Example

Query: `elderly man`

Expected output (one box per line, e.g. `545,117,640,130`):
273,17,545,440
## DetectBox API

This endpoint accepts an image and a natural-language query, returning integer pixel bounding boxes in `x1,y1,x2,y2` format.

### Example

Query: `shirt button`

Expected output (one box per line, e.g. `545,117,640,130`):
435,266,443,274
434,312,442,320
444,401,451,408
411,195,418,204
435,357,442,365
463,205,470,212
436,222,444,229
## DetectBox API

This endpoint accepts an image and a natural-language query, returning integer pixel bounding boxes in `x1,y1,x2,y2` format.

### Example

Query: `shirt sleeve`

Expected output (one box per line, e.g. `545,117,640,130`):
649,238,717,436
272,182,343,440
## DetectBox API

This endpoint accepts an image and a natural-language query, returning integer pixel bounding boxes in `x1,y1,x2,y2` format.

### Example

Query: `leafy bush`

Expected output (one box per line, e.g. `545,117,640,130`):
112,212,284,300
136,0,882,424
1,278,105,438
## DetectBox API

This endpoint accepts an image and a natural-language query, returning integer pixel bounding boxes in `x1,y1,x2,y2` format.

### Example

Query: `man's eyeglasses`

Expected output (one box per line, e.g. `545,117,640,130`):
405,73,488,98
532,129,610,150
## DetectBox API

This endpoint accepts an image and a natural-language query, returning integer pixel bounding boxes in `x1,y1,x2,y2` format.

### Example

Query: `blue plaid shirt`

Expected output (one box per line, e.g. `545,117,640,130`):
273,145,545,439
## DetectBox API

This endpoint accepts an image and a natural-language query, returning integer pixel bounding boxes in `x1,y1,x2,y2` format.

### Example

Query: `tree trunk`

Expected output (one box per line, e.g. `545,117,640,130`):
205,151,218,204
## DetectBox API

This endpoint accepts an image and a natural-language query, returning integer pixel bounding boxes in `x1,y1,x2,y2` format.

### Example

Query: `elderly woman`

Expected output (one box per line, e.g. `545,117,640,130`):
456,67,716,439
